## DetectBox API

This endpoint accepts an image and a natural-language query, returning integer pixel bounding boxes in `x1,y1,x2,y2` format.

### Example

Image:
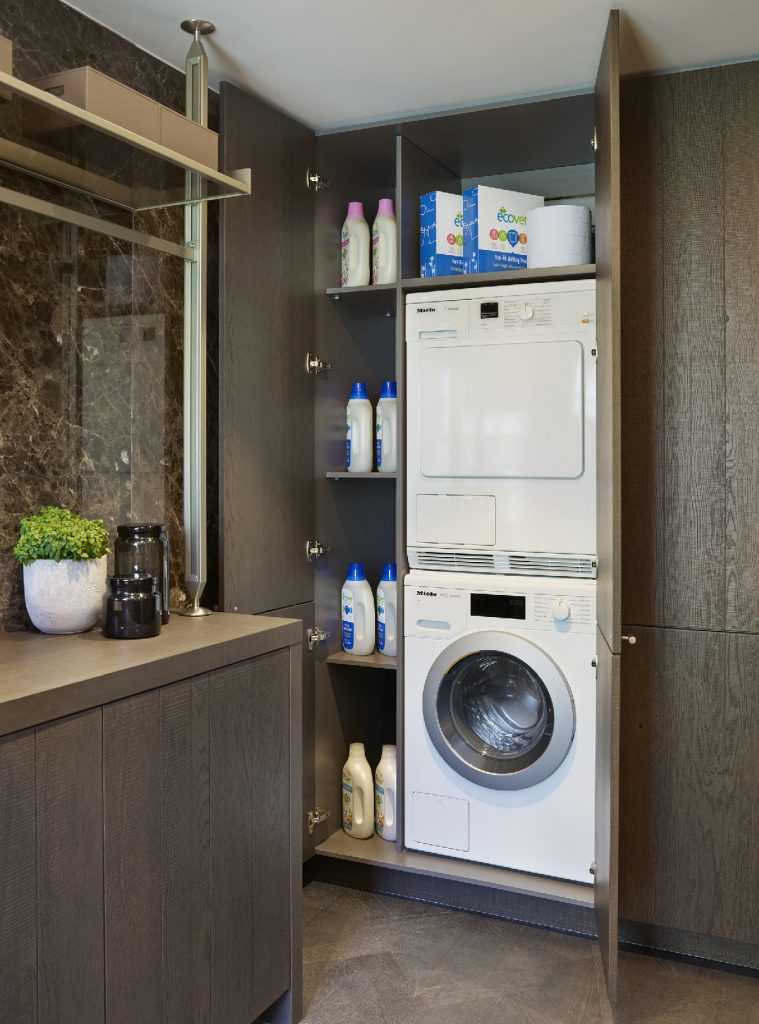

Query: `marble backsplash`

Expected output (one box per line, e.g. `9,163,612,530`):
0,0,216,629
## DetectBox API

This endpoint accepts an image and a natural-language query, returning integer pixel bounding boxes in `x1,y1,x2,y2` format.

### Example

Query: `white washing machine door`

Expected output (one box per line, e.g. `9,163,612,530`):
422,630,575,791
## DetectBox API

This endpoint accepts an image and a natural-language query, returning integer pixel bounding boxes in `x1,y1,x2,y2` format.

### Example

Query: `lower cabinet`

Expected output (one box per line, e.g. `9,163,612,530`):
0,649,295,1024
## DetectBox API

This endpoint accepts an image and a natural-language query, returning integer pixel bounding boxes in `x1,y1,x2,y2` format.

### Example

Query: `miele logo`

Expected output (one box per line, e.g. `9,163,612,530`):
416,307,436,314
416,590,438,597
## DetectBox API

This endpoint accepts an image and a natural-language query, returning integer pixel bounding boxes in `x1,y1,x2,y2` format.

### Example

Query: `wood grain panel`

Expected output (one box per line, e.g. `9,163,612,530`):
263,602,315,861
104,679,212,1024
620,626,759,946
594,9,622,656
285,640,303,1024
104,690,162,1024
619,75,666,626
0,730,36,1024
36,709,104,1024
220,82,315,616
724,61,759,631
251,649,292,1018
0,613,301,739
594,629,620,1002
160,677,211,1024
210,659,256,1024
660,69,726,629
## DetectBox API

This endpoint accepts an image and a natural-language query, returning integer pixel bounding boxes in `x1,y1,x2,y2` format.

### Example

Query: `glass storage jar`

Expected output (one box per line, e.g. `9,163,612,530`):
102,573,161,639
114,523,170,624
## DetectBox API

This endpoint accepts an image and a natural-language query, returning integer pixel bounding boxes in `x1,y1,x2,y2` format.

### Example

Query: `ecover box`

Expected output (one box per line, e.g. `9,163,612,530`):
420,191,465,277
463,185,544,272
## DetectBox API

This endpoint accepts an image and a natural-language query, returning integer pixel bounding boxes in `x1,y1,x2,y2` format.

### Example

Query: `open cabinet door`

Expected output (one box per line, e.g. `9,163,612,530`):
219,85,317,878
219,83,316,619
594,9,622,1003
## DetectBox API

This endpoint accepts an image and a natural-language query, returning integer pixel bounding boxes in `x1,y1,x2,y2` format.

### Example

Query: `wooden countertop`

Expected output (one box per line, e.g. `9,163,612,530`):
0,612,302,737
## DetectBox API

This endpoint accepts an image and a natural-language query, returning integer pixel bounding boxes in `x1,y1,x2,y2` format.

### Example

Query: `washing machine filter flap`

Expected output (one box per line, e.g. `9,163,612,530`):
422,630,575,791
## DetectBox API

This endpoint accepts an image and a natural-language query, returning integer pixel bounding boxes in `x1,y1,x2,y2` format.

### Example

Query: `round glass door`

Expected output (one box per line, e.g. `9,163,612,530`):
423,631,575,790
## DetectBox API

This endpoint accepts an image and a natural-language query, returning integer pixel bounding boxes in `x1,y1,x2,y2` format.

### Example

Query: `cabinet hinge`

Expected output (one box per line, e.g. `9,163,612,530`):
589,861,597,876
305,167,333,192
307,626,330,652
591,656,598,670
590,127,598,152
307,807,331,834
305,539,330,563
305,351,331,376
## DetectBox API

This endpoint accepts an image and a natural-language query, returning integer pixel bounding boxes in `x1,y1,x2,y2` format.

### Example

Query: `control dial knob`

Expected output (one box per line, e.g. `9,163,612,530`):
552,599,571,622
519,303,534,321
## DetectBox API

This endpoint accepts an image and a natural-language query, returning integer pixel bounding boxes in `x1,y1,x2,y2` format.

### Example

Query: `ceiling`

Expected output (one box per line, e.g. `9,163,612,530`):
64,1,758,130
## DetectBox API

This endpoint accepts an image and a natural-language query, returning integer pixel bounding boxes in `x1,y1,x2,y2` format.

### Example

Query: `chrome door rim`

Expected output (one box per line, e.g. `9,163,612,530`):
422,630,575,791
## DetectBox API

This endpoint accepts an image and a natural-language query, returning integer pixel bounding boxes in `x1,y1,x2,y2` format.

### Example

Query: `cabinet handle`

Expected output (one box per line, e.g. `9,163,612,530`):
621,634,637,646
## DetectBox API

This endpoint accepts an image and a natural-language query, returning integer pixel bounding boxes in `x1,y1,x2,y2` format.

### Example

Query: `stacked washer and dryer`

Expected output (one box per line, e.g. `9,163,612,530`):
403,280,597,884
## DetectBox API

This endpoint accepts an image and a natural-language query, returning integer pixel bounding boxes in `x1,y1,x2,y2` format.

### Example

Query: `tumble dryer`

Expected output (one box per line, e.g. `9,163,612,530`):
406,280,596,577
404,571,596,883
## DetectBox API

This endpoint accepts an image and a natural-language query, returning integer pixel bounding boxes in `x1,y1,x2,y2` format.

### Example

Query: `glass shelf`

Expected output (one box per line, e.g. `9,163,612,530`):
0,70,250,213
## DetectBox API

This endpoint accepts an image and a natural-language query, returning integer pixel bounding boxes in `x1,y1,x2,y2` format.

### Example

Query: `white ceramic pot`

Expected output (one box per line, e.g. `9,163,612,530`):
23,556,107,635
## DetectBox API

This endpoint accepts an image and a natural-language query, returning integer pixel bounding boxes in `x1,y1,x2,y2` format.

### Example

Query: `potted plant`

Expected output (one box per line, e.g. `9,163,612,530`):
14,506,110,634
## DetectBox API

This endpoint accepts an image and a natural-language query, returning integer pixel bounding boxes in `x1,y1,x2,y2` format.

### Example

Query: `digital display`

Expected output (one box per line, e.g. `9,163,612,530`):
479,301,499,319
471,593,526,619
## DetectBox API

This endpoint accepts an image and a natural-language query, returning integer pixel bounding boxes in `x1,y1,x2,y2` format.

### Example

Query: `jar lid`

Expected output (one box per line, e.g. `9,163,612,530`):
107,572,157,593
117,523,165,537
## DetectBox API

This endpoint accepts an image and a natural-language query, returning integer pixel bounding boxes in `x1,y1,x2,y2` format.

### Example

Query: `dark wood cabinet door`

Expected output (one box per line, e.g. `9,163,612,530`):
103,677,211,1024
0,730,36,1024
36,710,105,1024
102,655,294,1024
594,631,621,1002
210,650,292,1024
595,8,622,657
594,8,622,1003
219,83,316,617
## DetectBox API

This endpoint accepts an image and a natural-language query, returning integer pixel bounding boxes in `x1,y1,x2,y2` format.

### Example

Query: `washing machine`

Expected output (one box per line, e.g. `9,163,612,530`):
404,570,596,883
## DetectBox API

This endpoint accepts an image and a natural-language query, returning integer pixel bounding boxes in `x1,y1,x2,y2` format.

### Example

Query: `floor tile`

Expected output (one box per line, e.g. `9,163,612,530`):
302,882,759,1024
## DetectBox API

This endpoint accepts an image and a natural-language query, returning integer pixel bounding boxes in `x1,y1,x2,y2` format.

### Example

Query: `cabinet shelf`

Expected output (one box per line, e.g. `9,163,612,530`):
326,651,396,671
0,69,250,213
315,830,593,906
326,471,396,480
325,284,396,315
402,264,596,292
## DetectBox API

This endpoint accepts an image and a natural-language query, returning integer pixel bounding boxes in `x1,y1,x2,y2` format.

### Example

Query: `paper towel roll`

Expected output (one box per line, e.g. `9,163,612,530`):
527,205,592,268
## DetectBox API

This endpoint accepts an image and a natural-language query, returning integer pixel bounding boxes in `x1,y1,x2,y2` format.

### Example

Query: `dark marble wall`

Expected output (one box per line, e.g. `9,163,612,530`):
0,0,218,629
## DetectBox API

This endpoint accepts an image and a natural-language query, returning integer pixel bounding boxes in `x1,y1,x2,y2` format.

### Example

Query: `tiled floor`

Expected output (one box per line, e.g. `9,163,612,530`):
302,882,759,1024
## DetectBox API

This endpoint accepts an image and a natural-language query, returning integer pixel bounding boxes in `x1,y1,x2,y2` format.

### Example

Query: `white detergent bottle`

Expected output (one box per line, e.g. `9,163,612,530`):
341,201,370,287
346,382,372,473
375,744,397,841
371,198,397,285
342,742,374,839
375,380,397,473
342,562,375,656
376,562,397,658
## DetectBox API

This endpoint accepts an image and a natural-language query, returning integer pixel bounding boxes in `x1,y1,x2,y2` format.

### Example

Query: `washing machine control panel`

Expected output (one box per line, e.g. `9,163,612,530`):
406,580,596,637
532,595,594,628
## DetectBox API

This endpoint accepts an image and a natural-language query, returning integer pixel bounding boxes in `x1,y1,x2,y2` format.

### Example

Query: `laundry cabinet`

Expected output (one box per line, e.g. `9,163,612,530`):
0,619,302,1024
218,12,623,1000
